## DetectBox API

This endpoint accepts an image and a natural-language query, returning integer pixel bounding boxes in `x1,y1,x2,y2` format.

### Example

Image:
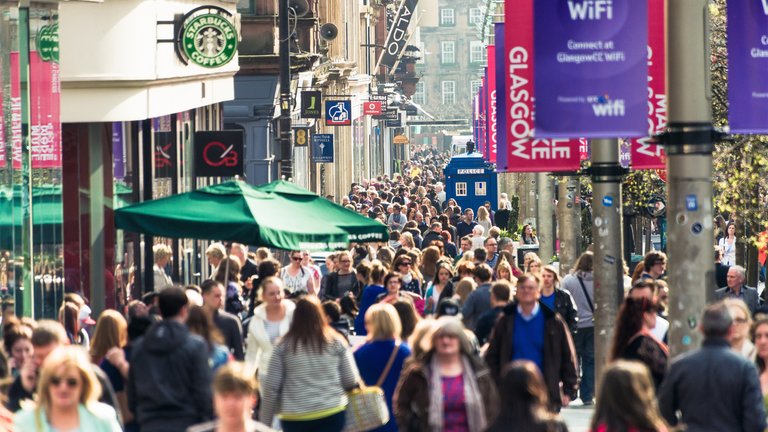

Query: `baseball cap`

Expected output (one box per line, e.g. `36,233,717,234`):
79,304,96,326
436,299,461,318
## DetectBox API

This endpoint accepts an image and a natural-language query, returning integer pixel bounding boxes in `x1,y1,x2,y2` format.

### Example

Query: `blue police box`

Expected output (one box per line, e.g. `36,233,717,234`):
444,146,498,213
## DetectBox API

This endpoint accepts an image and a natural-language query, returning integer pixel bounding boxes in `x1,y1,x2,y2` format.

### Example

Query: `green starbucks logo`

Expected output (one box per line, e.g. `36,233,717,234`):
178,10,237,68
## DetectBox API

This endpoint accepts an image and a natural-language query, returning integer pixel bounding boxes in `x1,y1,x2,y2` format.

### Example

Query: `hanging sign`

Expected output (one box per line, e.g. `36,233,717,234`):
499,0,581,172
726,0,768,133
486,45,497,163
301,91,322,118
10,52,21,170
363,101,383,115
630,0,667,169
311,134,334,163
325,100,352,126
495,23,507,169
194,130,244,177
533,0,648,138
176,6,238,68
294,128,309,146
378,0,419,70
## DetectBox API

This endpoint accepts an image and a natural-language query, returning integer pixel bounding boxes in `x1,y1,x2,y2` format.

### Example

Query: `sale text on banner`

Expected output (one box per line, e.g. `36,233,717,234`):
533,0,648,138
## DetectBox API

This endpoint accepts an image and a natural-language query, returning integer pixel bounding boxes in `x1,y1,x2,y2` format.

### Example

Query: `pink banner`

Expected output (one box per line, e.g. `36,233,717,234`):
29,51,62,169
0,58,4,169
500,0,580,173
486,45,497,163
11,53,21,170
630,0,666,170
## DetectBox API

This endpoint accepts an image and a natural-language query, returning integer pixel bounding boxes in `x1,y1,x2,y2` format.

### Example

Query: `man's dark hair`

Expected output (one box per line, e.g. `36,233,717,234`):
643,251,667,272
473,263,493,282
473,248,487,263
491,281,512,303
628,280,657,297
461,235,472,244
186,284,203,295
200,280,221,295
158,286,189,319
714,247,723,261
431,221,442,230
141,292,158,306
701,302,733,339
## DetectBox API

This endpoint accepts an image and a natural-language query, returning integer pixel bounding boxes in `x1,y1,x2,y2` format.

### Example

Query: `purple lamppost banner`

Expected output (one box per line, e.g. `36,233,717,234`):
727,0,768,133
495,23,506,168
479,79,486,156
533,0,648,138
112,122,125,180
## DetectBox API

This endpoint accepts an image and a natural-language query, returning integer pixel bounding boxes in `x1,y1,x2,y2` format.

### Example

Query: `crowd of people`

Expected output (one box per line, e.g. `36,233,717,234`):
0,147,766,431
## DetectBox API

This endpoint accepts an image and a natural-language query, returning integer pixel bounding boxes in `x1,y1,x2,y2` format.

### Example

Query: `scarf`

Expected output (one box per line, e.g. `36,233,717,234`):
427,355,488,432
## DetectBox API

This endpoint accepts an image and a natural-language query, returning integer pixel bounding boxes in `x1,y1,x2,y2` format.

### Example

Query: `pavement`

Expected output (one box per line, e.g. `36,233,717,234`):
561,399,594,432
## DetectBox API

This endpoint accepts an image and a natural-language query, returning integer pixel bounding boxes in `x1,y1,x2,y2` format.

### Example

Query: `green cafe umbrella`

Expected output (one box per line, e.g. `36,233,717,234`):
114,180,388,251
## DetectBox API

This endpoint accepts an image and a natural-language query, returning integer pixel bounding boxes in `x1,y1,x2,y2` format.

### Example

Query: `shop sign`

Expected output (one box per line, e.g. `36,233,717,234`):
37,22,59,63
363,101,383,115
177,6,238,68
325,100,352,126
311,134,334,163
393,134,409,145
301,91,322,118
294,128,309,146
194,130,244,177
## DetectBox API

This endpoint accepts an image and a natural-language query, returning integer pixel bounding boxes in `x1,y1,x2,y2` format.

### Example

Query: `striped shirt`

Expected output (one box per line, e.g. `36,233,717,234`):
260,336,360,424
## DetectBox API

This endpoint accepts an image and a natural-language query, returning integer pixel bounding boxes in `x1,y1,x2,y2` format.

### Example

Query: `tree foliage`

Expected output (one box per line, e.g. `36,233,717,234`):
710,0,768,242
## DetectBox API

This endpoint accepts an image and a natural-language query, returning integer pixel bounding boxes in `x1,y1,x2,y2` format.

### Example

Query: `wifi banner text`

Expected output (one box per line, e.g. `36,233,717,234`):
533,0,648,138
727,0,768,133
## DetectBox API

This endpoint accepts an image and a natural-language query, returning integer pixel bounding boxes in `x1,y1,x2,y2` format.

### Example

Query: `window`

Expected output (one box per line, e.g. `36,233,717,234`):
470,41,485,64
471,80,482,95
440,8,455,26
417,41,425,64
413,82,426,105
237,0,253,13
469,8,483,25
456,182,467,196
442,81,456,105
475,181,487,196
441,41,455,64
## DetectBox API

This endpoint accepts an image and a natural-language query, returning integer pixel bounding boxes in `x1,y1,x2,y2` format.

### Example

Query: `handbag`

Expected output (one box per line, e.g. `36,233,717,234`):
344,343,400,432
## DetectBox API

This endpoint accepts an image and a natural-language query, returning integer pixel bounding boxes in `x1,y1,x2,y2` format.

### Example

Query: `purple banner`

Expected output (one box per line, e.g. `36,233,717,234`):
479,79,486,156
112,122,125,180
727,0,768,133
495,23,507,169
533,0,648,138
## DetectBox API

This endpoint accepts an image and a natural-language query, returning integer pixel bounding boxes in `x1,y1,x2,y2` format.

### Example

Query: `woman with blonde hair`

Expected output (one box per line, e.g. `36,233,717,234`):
494,258,517,286
453,277,478,306
354,304,412,432
477,206,493,234
14,346,122,431
90,309,131,425
524,252,542,275
724,298,756,360
399,232,416,251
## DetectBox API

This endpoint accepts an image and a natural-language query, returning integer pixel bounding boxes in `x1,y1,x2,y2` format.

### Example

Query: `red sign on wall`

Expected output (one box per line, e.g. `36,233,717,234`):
363,101,383,115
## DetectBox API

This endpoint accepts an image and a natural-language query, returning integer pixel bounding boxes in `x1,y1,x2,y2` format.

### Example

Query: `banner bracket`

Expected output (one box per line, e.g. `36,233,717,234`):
652,122,727,155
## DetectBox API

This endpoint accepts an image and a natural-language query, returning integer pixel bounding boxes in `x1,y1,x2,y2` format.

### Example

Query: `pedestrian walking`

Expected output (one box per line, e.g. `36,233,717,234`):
609,297,668,390
13,346,122,432
280,251,316,295
461,264,494,331
424,261,455,316
725,298,756,360
260,297,360,431
540,266,578,333
355,261,388,337
485,273,578,412
128,287,213,431
394,317,498,431
201,280,244,361
561,251,595,405
658,302,767,431
715,265,760,315
244,277,295,380
590,360,668,432
751,315,768,410
353,304,412,432
485,361,569,432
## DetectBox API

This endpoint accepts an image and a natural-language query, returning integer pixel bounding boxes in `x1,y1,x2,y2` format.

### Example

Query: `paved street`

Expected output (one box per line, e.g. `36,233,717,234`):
562,405,594,432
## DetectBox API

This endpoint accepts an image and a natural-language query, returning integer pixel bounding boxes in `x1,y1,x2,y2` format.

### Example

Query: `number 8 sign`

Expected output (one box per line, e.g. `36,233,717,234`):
294,128,309,146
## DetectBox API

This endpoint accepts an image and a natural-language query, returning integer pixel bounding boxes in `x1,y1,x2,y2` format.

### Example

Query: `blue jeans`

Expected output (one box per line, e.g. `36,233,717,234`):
281,410,346,432
573,326,595,402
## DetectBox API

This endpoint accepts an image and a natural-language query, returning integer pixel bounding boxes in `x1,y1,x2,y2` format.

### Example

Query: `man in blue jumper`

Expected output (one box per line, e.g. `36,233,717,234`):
485,273,578,412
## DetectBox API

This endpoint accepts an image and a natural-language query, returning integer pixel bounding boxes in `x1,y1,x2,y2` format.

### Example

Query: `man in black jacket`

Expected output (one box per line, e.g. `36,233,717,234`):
128,287,213,432
658,302,766,431
421,222,444,249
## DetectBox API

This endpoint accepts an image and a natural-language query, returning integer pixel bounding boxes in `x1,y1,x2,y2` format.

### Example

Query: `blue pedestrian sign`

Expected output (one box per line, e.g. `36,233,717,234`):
312,134,334,163
686,194,698,211
325,100,351,126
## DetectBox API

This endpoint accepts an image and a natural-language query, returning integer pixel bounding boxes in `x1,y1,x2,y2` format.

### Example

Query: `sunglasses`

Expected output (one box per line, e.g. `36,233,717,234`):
399,262,412,266
51,376,79,388
291,257,302,261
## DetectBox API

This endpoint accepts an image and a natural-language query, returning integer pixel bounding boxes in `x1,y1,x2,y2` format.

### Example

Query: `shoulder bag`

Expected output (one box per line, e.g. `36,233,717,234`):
344,343,400,432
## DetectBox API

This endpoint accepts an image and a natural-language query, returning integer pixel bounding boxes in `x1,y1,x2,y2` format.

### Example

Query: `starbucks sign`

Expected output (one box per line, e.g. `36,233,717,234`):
176,6,238,68
37,22,59,63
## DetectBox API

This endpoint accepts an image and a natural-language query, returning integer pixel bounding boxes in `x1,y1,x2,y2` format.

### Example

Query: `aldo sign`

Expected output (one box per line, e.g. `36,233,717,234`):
177,6,238,68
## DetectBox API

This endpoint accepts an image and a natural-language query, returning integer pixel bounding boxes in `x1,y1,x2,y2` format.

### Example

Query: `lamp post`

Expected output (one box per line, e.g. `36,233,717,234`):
279,0,292,180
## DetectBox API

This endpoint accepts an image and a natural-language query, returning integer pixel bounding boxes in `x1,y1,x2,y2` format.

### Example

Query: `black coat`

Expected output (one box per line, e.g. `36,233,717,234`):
549,288,578,333
658,338,766,432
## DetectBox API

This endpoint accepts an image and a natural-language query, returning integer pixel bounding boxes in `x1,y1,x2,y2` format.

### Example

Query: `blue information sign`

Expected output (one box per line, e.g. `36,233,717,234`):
325,100,352,126
312,134,334,163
